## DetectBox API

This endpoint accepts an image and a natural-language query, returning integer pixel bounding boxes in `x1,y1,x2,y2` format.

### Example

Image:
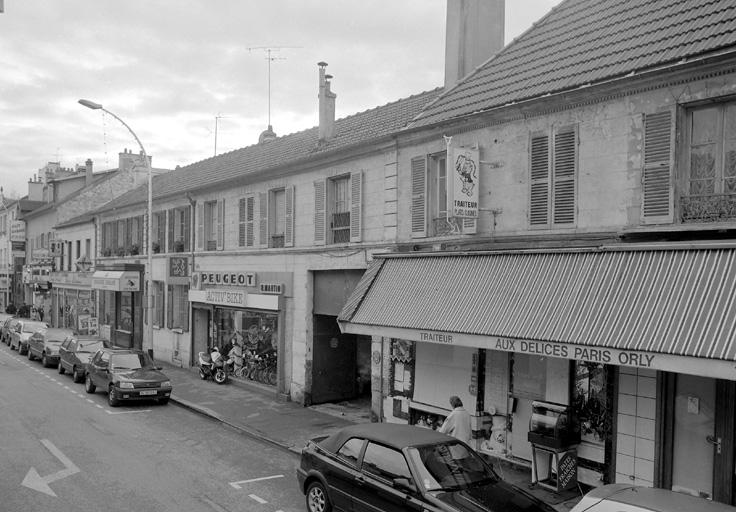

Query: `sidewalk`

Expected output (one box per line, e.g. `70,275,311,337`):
157,359,582,511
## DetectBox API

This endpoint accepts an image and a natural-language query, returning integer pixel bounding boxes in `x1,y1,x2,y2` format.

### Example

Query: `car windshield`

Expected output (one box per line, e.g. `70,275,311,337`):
78,340,106,353
23,322,47,333
110,353,155,370
406,441,497,492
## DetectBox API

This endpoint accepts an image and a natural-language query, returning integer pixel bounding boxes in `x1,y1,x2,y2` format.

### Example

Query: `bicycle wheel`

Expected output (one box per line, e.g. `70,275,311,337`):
267,369,277,386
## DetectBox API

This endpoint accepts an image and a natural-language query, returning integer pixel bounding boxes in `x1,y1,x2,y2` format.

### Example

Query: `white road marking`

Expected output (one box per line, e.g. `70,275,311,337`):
229,474,284,489
249,494,267,504
105,410,152,415
21,439,80,497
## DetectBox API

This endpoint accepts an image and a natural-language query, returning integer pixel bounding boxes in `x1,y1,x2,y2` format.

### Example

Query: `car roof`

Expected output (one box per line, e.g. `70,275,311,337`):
100,348,145,355
579,484,736,512
320,423,455,453
38,328,75,336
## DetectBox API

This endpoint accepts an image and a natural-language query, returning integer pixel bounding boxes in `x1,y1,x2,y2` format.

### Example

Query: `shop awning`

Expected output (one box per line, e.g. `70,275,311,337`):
91,270,140,292
338,245,736,378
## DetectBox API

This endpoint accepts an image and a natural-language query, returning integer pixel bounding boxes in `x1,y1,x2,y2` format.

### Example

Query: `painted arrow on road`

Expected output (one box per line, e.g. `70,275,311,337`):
22,439,80,497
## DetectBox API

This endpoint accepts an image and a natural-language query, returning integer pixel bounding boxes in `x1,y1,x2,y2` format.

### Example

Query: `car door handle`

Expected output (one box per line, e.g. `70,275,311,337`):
354,476,365,486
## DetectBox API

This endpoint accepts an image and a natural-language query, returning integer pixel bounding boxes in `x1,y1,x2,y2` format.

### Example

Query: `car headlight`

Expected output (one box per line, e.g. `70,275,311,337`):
119,382,134,389
160,381,171,388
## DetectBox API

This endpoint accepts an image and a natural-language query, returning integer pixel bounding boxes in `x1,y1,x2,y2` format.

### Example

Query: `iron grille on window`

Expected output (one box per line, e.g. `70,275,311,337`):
206,240,217,251
271,235,285,248
432,216,462,236
331,212,351,243
681,193,736,222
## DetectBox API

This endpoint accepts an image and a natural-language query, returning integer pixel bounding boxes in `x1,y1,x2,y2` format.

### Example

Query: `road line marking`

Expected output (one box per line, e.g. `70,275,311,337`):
105,410,152,415
249,494,267,504
229,474,284,489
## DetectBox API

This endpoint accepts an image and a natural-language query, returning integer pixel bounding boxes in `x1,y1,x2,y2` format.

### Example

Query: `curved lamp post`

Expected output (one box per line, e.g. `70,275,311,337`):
0,188,10,310
78,99,154,359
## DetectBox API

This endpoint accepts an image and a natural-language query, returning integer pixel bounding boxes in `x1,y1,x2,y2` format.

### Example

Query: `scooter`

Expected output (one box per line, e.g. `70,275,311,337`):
198,347,228,384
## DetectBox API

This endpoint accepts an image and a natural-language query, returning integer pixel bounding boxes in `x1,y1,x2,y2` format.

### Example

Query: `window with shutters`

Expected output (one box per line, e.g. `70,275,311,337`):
167,206,191,253
315,173,361,245
529,126,577,228
410,153,476,238
681,101,736,223
167,284,189,331
238,195,255,248
199,201,223,252
152,212,166,253
153,281,164,327
270,188,286,248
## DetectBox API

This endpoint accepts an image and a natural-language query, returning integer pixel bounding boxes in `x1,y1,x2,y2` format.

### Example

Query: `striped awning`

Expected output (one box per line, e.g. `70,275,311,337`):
338,246,736,365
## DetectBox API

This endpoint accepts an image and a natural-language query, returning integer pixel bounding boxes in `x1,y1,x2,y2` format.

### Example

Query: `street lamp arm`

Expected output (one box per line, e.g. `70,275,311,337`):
77,100,149,160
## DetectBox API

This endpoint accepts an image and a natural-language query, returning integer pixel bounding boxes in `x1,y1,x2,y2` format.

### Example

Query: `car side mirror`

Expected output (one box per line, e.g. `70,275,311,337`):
156,366,163,370
393,477,417,493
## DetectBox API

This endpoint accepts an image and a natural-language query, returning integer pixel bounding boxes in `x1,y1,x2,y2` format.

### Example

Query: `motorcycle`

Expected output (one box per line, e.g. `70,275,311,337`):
198,347,228,384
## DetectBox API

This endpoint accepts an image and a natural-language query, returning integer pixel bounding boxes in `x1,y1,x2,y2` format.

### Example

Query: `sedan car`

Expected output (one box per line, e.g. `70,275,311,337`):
58,335,110,383
0,312,13,342
297,423,556,512
84,348,172,407
9,320,49,354
570,484,736,512
2,316,19,345
27,328,76,367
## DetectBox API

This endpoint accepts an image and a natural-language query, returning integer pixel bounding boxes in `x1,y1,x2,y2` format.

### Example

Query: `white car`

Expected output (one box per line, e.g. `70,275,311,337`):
571,484,736,512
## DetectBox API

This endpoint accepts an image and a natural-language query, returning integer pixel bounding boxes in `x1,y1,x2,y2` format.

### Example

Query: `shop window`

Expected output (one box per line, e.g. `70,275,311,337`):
169,206,191,253
215,309,278,386
314,172,362,245
410,154,476,238
390,339,414,400
529,125,577,228
167,284,189,331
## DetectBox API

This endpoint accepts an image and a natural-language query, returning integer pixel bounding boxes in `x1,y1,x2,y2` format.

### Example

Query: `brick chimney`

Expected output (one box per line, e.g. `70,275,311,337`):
85,159,93,186
317,62,336,144
444,0,505,89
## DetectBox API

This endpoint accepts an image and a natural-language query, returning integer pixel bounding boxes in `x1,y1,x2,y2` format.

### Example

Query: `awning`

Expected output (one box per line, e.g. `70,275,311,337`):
338,246,736,380
91,270,140,292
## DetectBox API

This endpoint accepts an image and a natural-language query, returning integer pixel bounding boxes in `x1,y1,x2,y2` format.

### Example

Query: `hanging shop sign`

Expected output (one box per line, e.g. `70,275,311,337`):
10,220,25,242
91,270,140,292
447,146,480,219
49,271,92,287
167,255,190,285
199,271,255,287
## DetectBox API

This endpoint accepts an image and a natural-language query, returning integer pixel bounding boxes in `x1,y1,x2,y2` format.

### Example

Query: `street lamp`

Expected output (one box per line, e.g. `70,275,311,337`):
0,187,10,311
78,99,154,359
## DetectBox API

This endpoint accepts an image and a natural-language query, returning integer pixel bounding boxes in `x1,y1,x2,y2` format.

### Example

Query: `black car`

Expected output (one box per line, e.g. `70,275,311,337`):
27,328,76,367
58,335,110,383
297,423,555,512
84,348,172,407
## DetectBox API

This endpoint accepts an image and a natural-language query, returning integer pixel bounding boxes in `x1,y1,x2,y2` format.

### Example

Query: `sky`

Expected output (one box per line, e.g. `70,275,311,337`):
0,0,560,200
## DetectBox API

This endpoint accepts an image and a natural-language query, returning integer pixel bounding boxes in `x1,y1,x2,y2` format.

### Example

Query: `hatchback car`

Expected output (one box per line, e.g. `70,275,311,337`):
27,328,76,367
58,335,110,383
570,484,736,512
297,423,555,512
84,348,172,407
9,320,49,354
2,316,19,345
0,312,13,342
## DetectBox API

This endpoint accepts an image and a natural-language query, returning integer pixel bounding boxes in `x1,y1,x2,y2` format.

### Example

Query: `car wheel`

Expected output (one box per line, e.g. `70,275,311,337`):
27,348,34,360
57,361,65,374
73,367,83,383
84,374,96,394
306,481,332,512
41,354,49,367
158,397,170,405
108,386,120,407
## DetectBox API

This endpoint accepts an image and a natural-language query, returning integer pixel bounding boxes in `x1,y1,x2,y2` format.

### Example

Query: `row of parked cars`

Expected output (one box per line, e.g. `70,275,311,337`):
0,312,172,407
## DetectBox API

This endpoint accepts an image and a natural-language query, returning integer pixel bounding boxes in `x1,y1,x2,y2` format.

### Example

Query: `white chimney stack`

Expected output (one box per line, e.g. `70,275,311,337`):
317,62,336,144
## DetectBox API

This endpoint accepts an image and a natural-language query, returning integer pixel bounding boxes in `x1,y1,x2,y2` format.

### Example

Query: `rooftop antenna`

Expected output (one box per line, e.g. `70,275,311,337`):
208,114,247,156
246,46,302,127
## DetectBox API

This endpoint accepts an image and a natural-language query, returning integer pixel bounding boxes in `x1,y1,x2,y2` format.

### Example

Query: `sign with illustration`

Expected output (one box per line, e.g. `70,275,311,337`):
447,146,480,219
167,255,189,285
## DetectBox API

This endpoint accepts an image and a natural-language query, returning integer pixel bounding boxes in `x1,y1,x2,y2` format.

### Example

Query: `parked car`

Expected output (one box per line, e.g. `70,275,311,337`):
9,320,49,354
58,335,110,383
84,348,172,407
297,423,556,512
2,316,19,345
570,484,736,512
27,328,76,367
0,313,15,344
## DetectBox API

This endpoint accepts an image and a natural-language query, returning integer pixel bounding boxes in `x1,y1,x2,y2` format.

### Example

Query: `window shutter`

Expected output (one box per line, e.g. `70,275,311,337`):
411,156,427,238
168,209,175,253
196,205,203,251
349,171,362,242
642,111,674,224
314,180,326,246
216,199,225,251
285,185,295,247
259,192,268,247
246,196,255,247
238,198,246,247
552,128,576,226
151,214,159,250
530,134,550,227
183,206,191,251
166,285,173,329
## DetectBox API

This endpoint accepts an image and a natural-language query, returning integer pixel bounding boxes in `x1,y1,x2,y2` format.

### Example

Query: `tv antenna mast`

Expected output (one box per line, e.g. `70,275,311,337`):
208,113,246,156
246,46,302,126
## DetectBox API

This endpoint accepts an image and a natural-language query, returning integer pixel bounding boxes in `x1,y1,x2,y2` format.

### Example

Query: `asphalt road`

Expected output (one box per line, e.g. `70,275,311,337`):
0,342,306,512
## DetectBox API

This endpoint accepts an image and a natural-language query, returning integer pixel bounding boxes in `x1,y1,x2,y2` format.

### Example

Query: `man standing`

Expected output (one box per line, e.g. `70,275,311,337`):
439,396,472,444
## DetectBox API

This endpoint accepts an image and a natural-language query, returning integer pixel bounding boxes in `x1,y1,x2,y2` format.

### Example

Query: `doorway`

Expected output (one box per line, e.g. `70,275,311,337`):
192,307,210,365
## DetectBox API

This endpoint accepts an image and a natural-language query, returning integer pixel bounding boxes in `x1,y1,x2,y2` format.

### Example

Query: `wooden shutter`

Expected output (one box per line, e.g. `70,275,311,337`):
314,180,326,246
285,186,295,247
216,199,225,250
246,196,255,247
642,111,674,224
196,205,204,250
411,156,427,238
349,171,362,242
168,208,175,252
238,198,246,247
259,192,268,247
530,134,550,227
183,206,191,251
166,284,173,329
552,128,577,226
152,213,159,250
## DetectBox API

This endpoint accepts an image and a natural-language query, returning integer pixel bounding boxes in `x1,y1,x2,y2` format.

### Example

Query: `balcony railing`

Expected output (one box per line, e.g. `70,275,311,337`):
432,216,462,236
331,212,350,244
681,194,736,223
271,235,285,248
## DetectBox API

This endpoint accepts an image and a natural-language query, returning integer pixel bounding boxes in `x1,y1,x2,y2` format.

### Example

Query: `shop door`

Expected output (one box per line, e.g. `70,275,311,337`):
192,308,210,365
312,314,356,405
670,375,734,503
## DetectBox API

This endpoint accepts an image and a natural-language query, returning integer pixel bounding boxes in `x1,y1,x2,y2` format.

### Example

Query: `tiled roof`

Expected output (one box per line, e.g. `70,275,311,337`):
411,0,736,128
74,88,442,221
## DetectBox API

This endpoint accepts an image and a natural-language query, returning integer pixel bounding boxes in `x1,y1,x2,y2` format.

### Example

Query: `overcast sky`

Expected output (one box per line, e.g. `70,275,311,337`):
0,0,559,199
